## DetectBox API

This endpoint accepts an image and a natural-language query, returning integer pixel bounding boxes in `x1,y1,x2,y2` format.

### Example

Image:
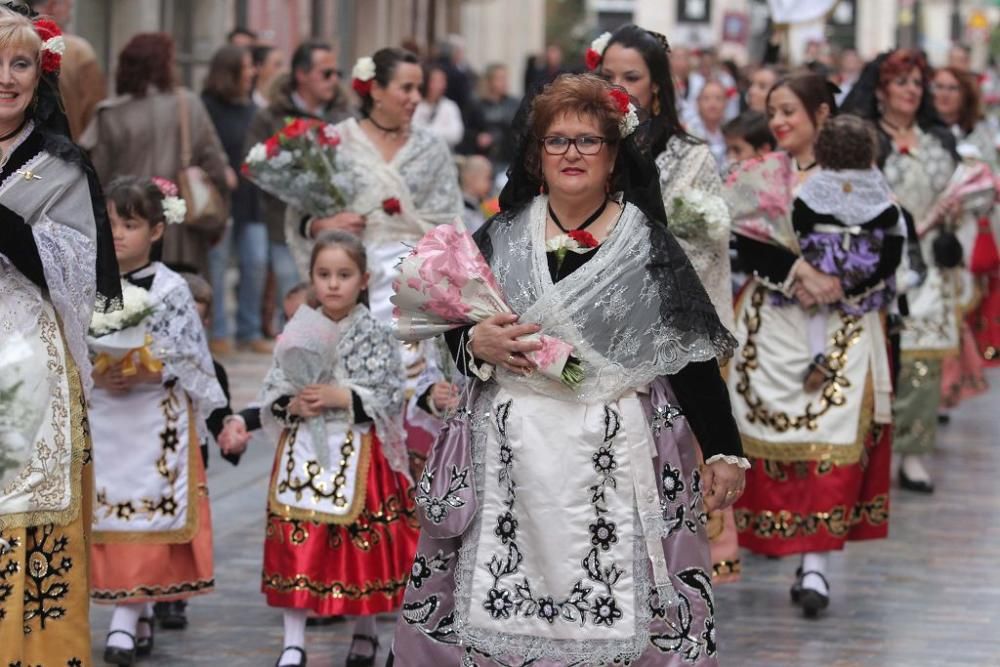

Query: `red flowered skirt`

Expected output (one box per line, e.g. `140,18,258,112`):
970,272,1000,366
734,423,891,557
261,435,420,616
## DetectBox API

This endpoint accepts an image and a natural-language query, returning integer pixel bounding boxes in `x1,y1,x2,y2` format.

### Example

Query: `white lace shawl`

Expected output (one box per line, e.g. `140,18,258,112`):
656,136,734,332
486,197,721,404
797,167,898,225
883,127,956,226
284,118,464,275
147,264,226,422
258,305,409,477
0,145,98,394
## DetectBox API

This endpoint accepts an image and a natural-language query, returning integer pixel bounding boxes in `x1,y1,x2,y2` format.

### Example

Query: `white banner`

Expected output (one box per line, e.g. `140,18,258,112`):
767,0,837,24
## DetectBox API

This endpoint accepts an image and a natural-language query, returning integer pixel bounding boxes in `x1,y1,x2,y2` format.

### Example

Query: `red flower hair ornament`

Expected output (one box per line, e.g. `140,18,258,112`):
586,32,611,71
33,18,64,74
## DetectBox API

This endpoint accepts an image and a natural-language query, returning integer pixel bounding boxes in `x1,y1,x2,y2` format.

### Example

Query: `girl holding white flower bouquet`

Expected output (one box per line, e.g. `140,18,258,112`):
88,176,226,665
259,231,417,667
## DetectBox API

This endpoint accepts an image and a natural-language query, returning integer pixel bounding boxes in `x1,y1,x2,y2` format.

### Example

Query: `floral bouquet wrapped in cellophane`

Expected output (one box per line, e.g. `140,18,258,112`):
722,151,800,255
392,224,584,387
87,281,161,376
241,118,353,217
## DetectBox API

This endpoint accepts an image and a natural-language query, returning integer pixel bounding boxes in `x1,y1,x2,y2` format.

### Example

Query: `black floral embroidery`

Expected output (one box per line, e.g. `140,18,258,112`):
536,596,559,623
0,534,19,622
650,402,684,437
592,446,616,476
416,461,471,527
408,550,453,590
494,512,518,544
660,464,685,502
649,567,717,661
22,525,73,631
589,517,618,551
484,587,514,619
160,426,179,452
591,595,623,626
115,502,135,520
68,660,84,667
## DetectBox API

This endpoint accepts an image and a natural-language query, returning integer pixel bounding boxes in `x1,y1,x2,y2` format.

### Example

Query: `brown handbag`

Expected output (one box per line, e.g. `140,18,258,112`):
175,89,228,237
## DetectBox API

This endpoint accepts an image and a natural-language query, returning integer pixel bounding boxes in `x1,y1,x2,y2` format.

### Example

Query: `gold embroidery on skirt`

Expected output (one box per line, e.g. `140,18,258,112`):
261,571,408,600
89,577,215,602
734,493,889,540
326,493,418,552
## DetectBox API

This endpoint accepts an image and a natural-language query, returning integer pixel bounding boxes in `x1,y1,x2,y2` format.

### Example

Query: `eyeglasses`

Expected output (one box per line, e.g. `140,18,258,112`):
540,135,608,155
321,68,341,80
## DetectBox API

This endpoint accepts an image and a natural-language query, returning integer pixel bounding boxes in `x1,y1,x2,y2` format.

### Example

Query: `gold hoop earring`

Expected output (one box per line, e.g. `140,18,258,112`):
652,95,661,117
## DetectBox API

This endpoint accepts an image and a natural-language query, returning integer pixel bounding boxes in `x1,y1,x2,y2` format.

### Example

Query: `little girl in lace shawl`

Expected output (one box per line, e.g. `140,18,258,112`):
792,115,904,390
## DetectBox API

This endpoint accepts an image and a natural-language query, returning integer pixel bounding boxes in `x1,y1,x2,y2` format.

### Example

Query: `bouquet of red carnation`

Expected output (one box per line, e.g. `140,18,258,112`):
241,118,353,216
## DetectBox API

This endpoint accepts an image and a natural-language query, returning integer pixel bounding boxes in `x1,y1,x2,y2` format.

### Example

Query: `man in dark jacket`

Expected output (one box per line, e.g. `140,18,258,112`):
245,40,353,333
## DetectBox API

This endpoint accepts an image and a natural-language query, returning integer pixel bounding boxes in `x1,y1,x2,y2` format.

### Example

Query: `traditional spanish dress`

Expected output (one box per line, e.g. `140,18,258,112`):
1,121,120,666
88,262,225,604
881,129,961,458
285,118,463,323
391,195,744,666
729,166,901,556
259,304,418,615
656,136,739,583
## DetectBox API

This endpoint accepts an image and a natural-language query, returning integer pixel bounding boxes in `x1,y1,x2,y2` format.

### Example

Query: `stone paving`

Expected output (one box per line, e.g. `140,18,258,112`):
89,348,1000,666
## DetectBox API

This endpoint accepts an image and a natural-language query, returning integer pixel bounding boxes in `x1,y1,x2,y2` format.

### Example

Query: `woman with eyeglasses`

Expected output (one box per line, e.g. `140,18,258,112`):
842,51,965,496
390,73,747,667
932,66,1000,374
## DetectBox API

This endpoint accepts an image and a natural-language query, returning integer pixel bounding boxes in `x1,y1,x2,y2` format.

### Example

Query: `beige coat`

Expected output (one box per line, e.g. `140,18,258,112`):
80,87,230,275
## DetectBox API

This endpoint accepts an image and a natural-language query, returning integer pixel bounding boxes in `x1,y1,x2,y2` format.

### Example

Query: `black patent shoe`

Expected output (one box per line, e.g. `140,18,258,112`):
158,600,188,629
899,467,935,494
346,634,379,667
276,646,307,667
792,570,830,619
104,630,136,665
136,616,155,656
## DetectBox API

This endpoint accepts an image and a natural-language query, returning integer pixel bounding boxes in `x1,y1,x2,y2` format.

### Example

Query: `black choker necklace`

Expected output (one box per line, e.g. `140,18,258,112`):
796,160,817,172
548,198,609,234
880,118,913,133
0,116,28,143
367,115,403,134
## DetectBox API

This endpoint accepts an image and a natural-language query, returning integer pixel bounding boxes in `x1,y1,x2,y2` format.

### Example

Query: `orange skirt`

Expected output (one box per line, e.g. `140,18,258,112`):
90,460,214,603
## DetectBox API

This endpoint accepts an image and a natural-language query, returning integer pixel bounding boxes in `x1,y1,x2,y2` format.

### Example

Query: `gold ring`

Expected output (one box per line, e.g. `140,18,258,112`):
507,354,515,365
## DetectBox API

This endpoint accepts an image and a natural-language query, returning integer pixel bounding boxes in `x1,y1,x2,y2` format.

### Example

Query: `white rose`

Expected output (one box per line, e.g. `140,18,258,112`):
352,56,376,82
591,32,612,55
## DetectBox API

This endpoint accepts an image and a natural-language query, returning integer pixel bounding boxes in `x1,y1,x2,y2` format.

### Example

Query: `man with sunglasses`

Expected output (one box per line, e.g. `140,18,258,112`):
245,40,353,336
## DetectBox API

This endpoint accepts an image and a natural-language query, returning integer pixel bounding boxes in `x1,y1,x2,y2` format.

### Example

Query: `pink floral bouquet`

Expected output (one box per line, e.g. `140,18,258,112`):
241,118,352,216
392,224,584,388
722,151,800,255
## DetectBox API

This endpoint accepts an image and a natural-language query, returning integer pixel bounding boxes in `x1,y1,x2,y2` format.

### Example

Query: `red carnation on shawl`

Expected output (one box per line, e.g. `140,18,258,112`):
382,198,402,215
568,230,599,248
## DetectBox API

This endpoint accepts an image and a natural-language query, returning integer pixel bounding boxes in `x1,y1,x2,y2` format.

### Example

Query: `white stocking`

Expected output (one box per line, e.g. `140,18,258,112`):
800,551,830,595
279,609,308,665
107,603,142,649
351,615,378,657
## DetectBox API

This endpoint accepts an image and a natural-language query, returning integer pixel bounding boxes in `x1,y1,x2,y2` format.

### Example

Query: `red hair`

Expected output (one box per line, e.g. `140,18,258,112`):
878,49,929,90
115,33,176,96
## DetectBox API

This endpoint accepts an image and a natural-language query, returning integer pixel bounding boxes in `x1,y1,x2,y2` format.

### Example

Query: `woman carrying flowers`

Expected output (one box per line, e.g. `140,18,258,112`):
88,176,225,665
390,74,746,667
0,4,121,664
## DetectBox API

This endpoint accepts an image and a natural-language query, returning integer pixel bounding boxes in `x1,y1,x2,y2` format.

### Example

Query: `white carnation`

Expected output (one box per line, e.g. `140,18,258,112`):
42,35,65,55
352,56,376,82
89,281,155,336
162,196,187,225
591,32,612,55
271,150,293,168
618,103,639,138
246,143,268,164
